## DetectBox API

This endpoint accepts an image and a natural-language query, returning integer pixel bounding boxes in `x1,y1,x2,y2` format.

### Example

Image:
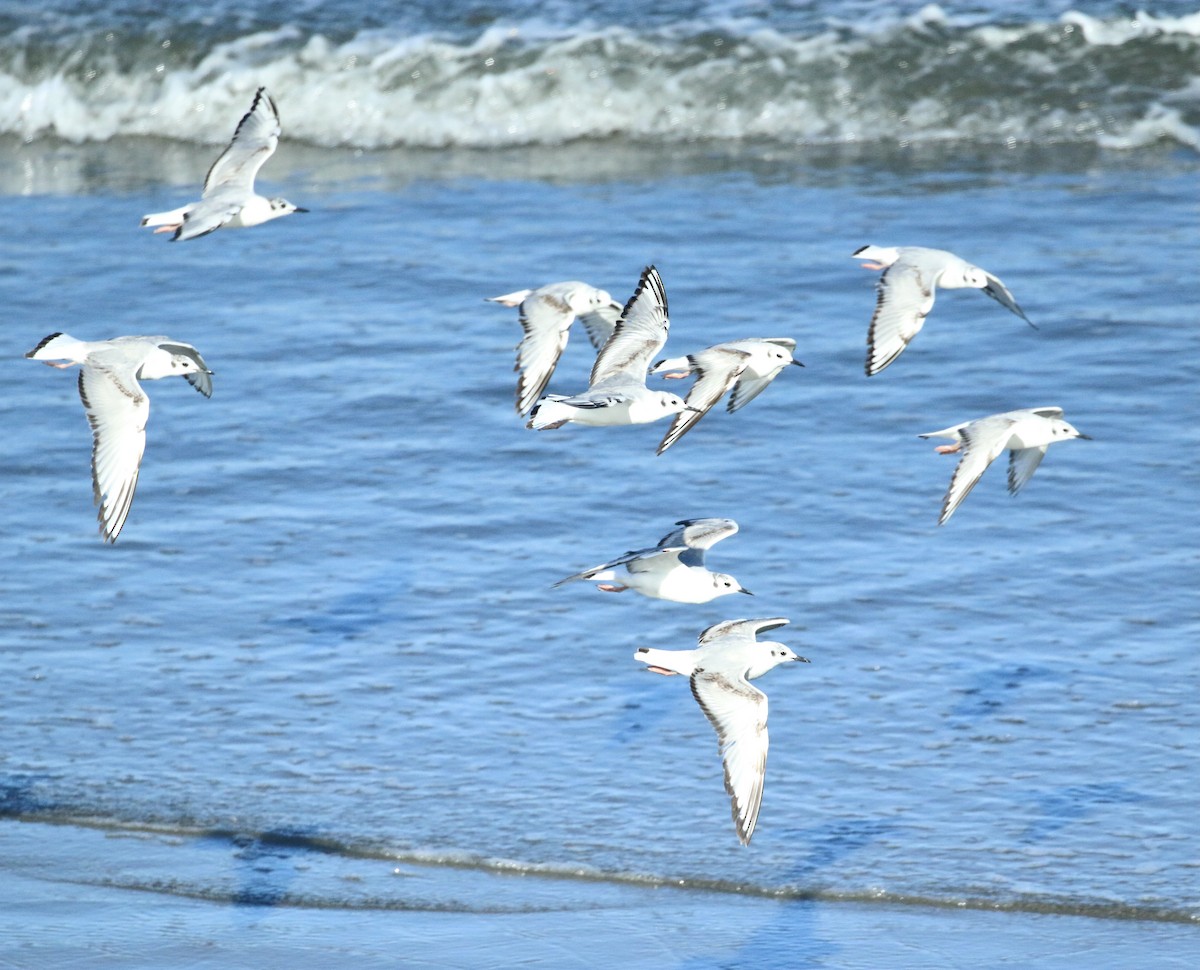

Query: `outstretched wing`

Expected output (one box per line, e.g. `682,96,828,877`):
577,300,622,350
590,266,669,386
865,251,944,376
698,617,788,645
981,271,1034,326
203,87,281,195
937,416,1014,525
657,517,739,551
691,669,770,845
727,339,798,412
1007,446,1047,495
656,347,748,455
512,290,577,416
77,364,150,543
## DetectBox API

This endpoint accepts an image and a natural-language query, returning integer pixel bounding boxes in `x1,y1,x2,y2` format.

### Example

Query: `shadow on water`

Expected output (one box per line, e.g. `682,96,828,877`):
1018,783,1148,844
676,818,895,969
948,663,1054,719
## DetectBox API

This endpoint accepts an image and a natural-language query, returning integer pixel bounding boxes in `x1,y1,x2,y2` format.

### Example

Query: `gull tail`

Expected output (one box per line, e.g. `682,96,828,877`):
633,646,695,677
140,204,191,228
527,397,573,430
485,289,533,307
25,332,90,363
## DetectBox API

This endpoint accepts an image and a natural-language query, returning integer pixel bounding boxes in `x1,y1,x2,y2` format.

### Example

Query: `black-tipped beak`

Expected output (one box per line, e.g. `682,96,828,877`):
794,656,811,664
685,406,704,413
791,360,805,367
738,588,754,595
294,207,310,213
1076,433,1093,440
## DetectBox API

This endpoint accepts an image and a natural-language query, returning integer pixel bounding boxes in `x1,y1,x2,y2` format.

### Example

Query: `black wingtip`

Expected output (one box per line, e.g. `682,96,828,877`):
25,332,63,358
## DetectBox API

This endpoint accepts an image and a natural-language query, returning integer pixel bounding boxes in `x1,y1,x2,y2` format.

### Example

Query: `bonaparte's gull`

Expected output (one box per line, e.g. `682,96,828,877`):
486,282,621,415
553,517,751,603
635,617,809,845
26,332,213,542
919,406,1090,525
853,245,1034,376
651,338,802,455
527,266,694,430
141,87,306,242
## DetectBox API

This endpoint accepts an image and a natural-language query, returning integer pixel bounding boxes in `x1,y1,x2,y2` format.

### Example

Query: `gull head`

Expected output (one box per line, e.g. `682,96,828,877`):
958,265,990,289
767,643,810,665
654,391,690,415
746,641,811,679
574,286,617,314
1049,417,1091,442
269,197,308,217
711,573,752,598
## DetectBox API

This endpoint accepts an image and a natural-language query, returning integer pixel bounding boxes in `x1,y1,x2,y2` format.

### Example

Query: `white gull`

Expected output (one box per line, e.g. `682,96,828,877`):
635,617,809,845
853,245,1034,376
26,332,213,542
486,281,621,415
919,406,1090,525
651,338,802,454
141,87,306,242
527,266,694,431
553,517,751,603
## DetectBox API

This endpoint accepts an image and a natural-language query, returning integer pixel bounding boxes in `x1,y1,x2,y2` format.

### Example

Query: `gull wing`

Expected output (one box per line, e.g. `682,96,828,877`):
157,341,214,398
203,87,281,196
577,300,622,351
726,338,799,412
77,363,150,543
937,415,1016,525
656,347,749,455
657,517,739,551
172,192,245,241
981,271,1034,326
551,543,675,585
512,289,577,415
1007,446,1048,495
590,266,669,387
865,250,944,376
698,617,789,645
690,668,770,845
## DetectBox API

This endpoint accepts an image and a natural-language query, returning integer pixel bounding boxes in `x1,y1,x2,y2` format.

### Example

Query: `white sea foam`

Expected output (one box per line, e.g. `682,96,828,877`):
0,11,1196,151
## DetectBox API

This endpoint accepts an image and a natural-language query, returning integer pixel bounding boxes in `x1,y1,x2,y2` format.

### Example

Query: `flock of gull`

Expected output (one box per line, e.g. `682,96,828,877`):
24,87,1090,846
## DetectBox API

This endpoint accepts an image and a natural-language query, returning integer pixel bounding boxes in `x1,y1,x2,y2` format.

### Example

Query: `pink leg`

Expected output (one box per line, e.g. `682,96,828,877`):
153,224,181,235
42,361,75,369
860,261,888,270
935,443,961,455
596,584,628,593
661,372,688,379
645,666,680,676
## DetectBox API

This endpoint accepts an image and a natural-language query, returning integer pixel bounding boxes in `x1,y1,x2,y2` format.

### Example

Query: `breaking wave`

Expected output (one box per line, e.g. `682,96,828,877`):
0,6,1197,151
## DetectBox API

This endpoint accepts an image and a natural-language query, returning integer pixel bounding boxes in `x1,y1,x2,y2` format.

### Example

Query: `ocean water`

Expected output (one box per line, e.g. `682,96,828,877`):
1,1,1199,966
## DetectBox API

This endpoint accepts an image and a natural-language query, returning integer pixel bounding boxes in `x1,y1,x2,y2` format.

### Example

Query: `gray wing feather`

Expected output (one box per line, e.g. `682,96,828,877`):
577,302,621,350
691,669,769,845
981,272,1033,325
1007,446,1047,495
865,251,943,376
203,87,281,195
77,364,149,543
937,417,1014,525
513,291,575,415
590,266,669,386
656,348,748,455
656,517,739,551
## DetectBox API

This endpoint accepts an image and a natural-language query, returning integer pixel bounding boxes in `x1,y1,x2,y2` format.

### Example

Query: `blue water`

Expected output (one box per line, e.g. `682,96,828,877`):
1,1,1199,966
